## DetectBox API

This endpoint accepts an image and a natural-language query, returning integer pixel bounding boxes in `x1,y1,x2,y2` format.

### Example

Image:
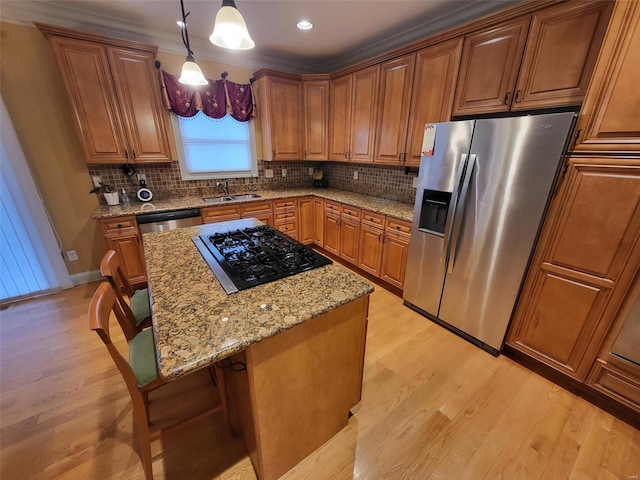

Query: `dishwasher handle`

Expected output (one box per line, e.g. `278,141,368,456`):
137,208,201,224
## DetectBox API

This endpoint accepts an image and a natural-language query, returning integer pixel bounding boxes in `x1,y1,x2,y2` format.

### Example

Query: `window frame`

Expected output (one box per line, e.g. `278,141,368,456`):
171,112,259,181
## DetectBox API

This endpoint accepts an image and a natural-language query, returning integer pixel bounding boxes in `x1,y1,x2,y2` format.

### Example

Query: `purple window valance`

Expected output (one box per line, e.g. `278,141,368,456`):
159,70,255,122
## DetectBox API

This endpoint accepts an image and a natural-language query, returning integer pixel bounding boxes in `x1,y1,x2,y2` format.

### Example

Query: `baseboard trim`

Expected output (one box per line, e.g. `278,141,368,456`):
70,269,103,286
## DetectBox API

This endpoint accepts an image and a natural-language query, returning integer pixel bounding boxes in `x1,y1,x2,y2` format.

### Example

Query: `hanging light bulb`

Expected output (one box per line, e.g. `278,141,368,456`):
210,0,255,50
178,0,208,86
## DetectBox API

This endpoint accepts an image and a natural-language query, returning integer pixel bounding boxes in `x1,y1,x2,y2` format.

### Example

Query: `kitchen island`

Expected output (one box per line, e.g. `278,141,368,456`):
143,218,374,480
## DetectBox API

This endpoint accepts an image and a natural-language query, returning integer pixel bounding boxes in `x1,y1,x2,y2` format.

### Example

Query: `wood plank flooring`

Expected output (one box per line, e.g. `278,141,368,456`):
1,282,638,479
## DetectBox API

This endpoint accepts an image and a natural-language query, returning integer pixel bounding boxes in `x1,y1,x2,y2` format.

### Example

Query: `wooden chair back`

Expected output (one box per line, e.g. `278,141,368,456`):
100,250,139,336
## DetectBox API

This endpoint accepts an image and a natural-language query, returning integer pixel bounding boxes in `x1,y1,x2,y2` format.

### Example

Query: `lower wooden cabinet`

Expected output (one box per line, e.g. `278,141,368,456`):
324,212,340,256
274,199,298,240
298,196,314,245
380,229,410,290
202,205,241,224
99,216,146,287
339,217,360,264
587,360,640,412
358,210,386,276
312,197,324,247
240,200,274,227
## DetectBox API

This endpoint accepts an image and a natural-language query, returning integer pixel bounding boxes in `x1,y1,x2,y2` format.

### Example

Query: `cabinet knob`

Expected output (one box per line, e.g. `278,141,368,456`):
117,223,123,228
124,150,128,159
514,90,521,103
503,91,511,105
132,150,137,159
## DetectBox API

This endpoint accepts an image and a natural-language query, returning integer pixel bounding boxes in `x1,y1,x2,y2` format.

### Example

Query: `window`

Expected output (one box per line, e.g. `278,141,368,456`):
172,111,258,180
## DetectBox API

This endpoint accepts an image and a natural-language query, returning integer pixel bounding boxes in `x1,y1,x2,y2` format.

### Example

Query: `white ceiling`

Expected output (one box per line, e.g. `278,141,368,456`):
1,0,523,73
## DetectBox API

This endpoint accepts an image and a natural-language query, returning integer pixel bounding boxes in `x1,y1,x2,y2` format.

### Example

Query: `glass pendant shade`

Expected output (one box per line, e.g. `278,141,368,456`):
210,3,255,50
179,58,208,86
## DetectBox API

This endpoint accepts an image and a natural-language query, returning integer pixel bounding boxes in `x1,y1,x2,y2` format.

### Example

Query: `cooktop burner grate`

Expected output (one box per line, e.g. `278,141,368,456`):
193,225,332,293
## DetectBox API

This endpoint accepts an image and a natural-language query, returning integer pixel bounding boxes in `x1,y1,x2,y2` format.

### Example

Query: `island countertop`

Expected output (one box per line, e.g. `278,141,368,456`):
92,188,414,223
143,218,375,380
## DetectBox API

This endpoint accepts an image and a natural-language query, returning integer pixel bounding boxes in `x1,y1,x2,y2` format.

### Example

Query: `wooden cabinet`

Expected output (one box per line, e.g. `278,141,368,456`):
508,160,640,380
373,54,416,165
274,199,298,239
573,0,640,154
99,216,146,287
298,196,314,245
254,71,303,161
241,201,273,227
453,1,611,116
380,218,411,289
324,209,340,256
303,79,330,161
358,210,385,276
405,38,463,166
37,24,172,164
312,197,324,247
329,65,380,162
339,205,361,264
201,205,241,224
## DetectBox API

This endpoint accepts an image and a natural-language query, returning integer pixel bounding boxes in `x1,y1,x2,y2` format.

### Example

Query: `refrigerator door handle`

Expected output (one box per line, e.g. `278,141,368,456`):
441,154,469,271
447,154,476,274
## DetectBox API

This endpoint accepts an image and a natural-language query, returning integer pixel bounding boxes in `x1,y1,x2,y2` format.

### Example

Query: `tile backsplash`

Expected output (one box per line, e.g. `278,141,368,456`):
88,160,417,204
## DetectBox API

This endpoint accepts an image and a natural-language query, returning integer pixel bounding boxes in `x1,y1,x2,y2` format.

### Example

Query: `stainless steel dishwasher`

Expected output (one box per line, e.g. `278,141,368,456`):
137,208,202,233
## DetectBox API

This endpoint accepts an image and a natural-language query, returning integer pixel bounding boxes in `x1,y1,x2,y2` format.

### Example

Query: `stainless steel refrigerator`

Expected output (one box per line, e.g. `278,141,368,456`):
403,112,576,355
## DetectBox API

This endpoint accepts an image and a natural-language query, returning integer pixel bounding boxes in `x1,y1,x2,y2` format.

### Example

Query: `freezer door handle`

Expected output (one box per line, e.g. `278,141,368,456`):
442,154,468,271
448,154,476,274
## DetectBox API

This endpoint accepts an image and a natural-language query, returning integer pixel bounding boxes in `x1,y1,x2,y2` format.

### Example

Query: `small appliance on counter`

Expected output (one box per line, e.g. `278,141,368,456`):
313,169,328,188
136,179,153,202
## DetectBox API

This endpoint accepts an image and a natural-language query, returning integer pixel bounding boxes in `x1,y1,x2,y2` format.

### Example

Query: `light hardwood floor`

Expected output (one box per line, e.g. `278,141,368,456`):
1,282,638,479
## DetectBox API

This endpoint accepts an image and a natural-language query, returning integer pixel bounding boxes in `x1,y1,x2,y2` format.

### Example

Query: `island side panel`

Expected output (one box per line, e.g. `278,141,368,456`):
238,295,369,480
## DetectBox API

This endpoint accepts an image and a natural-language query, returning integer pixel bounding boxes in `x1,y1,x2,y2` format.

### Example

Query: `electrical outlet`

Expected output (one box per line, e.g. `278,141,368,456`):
412,176,418,188
353,171,358,180
308,168,314,176
137,173,146,182
282,169,287,177
66,250,79,262
265,169,274,178
92,176,102,188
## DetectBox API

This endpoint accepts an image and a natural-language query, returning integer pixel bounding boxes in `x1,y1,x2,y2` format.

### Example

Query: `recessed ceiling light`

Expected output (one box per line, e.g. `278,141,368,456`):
297,20,313,30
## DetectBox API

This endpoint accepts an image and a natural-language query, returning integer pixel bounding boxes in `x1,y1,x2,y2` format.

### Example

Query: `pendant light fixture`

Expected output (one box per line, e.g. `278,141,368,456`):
210,0,255,50
178,0,208,86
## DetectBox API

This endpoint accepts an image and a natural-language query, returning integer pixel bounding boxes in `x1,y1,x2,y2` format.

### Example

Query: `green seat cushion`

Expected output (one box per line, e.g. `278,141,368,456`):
129,328,159,387
130,288,151,326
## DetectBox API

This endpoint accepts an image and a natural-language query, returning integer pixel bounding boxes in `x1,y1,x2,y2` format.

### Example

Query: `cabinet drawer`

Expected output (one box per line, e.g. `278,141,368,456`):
241,201,273,215
361,210,385,228
101,216,138,235
587,360,640,412
274,199,296,211
276,223,297,234
325,200,341,214
385,217,412,236
202,206,241,223
341,205,361,220
274,212,297,223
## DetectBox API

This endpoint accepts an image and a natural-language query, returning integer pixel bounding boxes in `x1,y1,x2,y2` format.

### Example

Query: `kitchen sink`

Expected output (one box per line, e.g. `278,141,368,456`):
203,196,234,203
231,193,261,200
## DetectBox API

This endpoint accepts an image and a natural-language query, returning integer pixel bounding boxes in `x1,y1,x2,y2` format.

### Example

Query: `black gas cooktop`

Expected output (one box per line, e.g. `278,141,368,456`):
192,225,332,294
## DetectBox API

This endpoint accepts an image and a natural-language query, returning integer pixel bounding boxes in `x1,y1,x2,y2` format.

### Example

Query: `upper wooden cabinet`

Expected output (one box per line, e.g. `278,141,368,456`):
329,66,380,162
373,54,416,165
453,0,612,116
405,38,463,166
302,79,330,161
254,72,303,161
573,0,640,154
37,24,172,164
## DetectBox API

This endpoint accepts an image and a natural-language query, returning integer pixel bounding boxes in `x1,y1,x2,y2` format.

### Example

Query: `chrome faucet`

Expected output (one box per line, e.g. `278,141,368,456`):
216,180,229,197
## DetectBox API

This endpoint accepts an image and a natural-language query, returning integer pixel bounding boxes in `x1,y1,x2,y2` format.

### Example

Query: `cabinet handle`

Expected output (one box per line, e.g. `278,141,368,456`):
378,234,382,242
124,150,128,159
117,223,123,228
514,90,521,103
272,150,275,158
398,153,402,162
503,91,511,105
132,150,136,159
573,128,582,145
403,152,407,163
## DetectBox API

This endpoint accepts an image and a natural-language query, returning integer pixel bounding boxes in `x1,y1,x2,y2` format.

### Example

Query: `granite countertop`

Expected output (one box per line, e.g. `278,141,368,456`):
143,218,375,380
92,188,415,223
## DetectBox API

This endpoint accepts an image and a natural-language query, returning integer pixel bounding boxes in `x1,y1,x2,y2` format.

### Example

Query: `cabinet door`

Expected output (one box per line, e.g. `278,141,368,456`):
48,36,128,164
313,197,324,247
512,0,612,111
202,206,242,224
358,224,383,276
324,213,340,256
107,48,172,163
510,267,613,379
298,197,314,245
350,66,380,163
269,77,304,160
405,38,463,166
303,80,329,161
106,232,147,286
329,75,352,161
573,0,640,154
380,233,410,289
453,16,530,116
374,54,415,165
339,218,360,264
